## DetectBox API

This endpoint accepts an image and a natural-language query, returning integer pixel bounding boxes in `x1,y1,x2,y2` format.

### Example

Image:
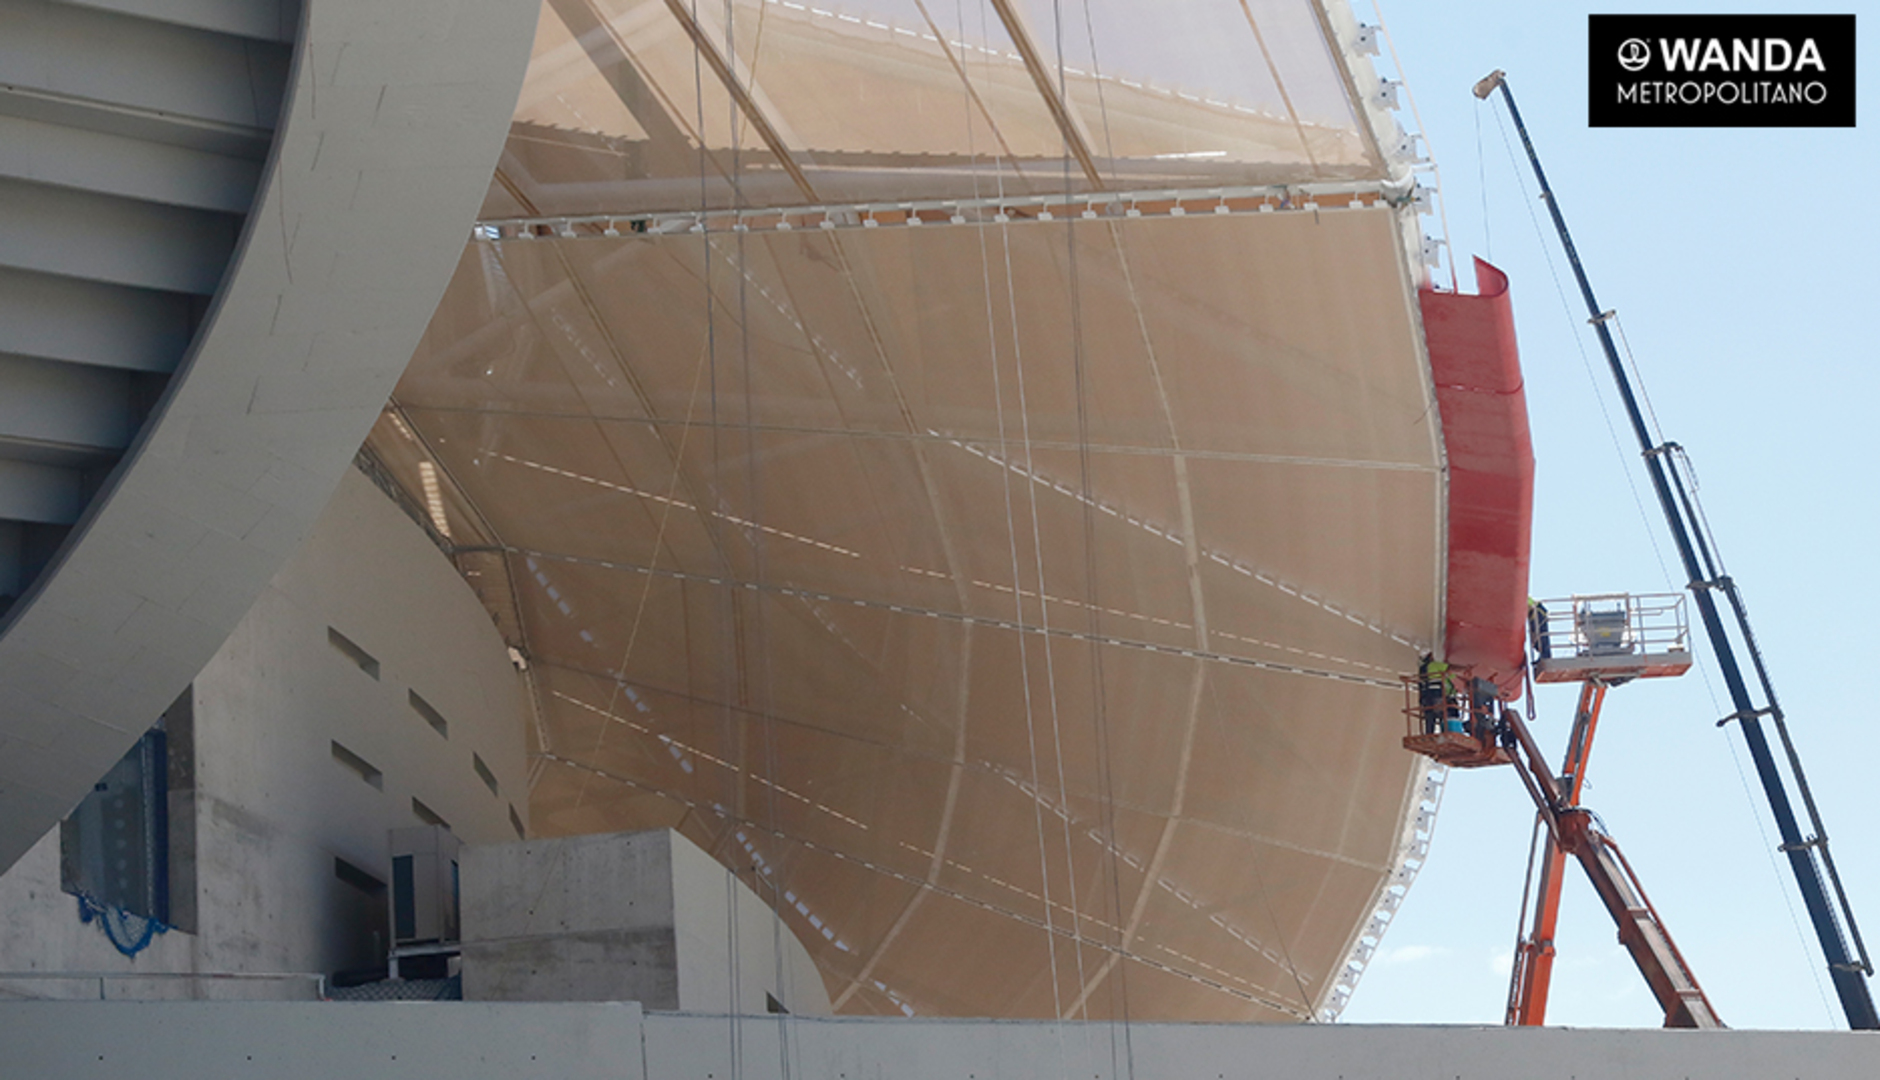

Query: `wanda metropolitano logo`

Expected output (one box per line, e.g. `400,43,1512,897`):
1616,38,1653,72
1589,15,1855,127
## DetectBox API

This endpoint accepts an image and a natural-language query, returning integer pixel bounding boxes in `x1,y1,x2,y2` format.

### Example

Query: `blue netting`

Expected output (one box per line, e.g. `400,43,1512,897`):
76,893,168,957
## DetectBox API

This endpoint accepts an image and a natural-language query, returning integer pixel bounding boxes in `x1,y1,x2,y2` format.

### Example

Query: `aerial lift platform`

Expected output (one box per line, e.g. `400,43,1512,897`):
1528,593,1693,684
1403,592,1721,1028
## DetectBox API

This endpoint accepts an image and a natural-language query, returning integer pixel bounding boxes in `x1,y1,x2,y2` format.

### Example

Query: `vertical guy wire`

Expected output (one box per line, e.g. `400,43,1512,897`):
686,0,743,1071
963,0,1067,1034
1044,0,1096,1025
1064,3,1134,1064
721,0,796,1071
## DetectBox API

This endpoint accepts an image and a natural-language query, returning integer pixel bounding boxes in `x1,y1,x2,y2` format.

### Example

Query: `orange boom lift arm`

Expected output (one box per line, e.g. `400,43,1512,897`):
1504,681,1604,1026
1404,594,1721,1028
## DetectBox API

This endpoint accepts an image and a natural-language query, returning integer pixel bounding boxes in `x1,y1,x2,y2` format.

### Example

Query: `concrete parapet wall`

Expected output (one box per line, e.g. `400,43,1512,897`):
5,1001,1880,1079
462,830,681,1007
461,829,830,1016
2,1000,644,1079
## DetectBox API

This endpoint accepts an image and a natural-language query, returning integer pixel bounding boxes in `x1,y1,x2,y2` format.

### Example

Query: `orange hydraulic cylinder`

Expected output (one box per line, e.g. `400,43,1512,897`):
1509,681,1607,1027
1511,841,1569,1025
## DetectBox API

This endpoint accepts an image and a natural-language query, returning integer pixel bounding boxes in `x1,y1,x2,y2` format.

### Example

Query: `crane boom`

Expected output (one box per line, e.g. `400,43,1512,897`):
1474,69,1878,1029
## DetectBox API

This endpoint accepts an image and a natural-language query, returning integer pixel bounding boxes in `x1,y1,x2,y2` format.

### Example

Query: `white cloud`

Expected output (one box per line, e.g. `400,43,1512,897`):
1377,944,1448,966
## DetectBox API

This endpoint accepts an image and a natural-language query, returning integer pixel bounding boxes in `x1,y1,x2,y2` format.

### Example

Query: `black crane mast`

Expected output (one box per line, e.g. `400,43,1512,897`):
1473,69,1878,1030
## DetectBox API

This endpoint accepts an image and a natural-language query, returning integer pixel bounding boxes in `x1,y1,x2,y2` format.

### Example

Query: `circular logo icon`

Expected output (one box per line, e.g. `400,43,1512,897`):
1617,38,1651,72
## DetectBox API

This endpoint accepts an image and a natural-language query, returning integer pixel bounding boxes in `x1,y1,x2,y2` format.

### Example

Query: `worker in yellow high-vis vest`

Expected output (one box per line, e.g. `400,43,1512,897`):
1418,655,1459,735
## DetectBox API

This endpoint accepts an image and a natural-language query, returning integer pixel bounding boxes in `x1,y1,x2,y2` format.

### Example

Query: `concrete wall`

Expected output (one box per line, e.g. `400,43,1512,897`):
461,830,681,1008
5,1001,1880,1080
0,469,527,993
667,828,831,1017
1,1000,643,1079
462,829,830,1017
0,0,537,872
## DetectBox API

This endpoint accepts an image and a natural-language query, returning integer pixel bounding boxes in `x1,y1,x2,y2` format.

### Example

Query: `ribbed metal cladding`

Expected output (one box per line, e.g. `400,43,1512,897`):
0,0,296,616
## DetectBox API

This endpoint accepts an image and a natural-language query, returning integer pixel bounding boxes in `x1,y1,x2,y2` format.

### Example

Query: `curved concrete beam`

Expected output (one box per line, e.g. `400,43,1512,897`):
0,0,536,868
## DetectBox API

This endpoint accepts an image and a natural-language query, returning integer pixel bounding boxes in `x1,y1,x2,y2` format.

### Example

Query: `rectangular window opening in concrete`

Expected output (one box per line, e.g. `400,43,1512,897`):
392,854,416,940
331,741,383,790
472,753,498,797
334,857,385,896
408,690,448,738
411,797,449,830
160,687,197,933
507,803,525,839
60,722,174,926
327,627,380,679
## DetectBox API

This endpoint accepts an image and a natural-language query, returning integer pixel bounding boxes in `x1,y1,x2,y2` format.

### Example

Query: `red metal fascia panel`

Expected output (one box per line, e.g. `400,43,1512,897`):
1422,258,1534,699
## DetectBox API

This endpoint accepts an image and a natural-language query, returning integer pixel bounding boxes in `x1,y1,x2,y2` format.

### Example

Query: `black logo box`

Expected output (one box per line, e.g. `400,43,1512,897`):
1589,14,1855,128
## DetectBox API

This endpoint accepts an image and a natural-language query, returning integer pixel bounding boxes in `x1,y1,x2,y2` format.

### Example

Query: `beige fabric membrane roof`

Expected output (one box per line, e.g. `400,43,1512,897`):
489,0,1383,218
374,0,1445,1021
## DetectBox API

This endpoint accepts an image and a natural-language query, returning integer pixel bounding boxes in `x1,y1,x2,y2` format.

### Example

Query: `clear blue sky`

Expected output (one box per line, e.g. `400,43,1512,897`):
1337,1,1880,1030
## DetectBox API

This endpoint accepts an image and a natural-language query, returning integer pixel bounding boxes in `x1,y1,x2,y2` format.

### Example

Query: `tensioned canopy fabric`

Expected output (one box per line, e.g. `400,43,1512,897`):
373,0,1446,1022
485,0,1390,220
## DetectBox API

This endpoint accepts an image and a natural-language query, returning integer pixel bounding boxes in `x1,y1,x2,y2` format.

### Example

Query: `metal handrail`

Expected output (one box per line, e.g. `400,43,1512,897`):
1533,592,1691,656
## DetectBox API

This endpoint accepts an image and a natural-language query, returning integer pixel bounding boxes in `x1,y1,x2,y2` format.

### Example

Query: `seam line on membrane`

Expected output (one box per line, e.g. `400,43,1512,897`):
534,658,1394,875
497,545,1399,689
537,750,1313,1018
412,412,1436,473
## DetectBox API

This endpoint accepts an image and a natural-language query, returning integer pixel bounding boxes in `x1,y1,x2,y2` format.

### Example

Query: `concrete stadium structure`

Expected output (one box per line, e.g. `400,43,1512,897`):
3,0,1874,1076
